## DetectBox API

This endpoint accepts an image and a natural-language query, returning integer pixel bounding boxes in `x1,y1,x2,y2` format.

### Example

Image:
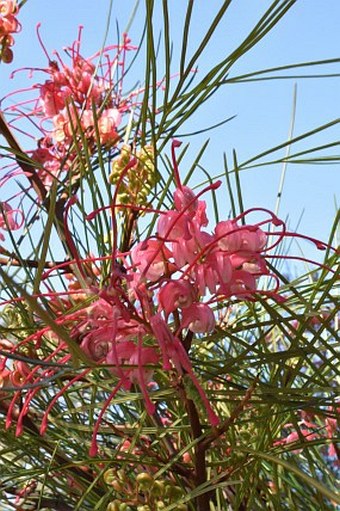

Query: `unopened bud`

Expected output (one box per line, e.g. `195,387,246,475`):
1,46,14,64
152,480,165,497
103,470,124,492
165,484,183,499
136,472,154,491
106,501,121,511
103,469,115,485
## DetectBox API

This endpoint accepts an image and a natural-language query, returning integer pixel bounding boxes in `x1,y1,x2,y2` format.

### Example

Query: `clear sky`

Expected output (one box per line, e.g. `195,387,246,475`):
1,0,339,261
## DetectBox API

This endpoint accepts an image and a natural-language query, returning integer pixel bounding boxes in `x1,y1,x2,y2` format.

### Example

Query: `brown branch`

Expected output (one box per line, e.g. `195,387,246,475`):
0,115,87,281
120,210,138,253
182,329,193,351
0,113,78,269
179,382,213,511
0,111,47,202
0,253,71,271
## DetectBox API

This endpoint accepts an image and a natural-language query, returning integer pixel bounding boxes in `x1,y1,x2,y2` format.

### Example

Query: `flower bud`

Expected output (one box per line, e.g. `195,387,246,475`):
136,472,154,491
164,484,183,499
103,469,116,485
152,480,165,497
106,501,121,511
103,470,125,492
1,46,13,64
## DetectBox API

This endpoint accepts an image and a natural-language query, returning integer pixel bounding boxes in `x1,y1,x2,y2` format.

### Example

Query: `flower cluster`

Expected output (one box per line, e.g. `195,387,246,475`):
110,144,158,207
0,138,334,459
2,29,136,189
0,5,339,510
105,469,188,511
0,0,20,63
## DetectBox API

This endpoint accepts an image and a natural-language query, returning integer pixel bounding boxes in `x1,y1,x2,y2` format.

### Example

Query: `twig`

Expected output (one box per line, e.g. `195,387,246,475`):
0,111,47,201
0,254,71,271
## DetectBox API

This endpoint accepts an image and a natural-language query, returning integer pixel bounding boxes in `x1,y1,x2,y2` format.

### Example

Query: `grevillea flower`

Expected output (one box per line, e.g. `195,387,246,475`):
131,239,173,282
158,280,196,317
181,303,215,333
1,28,136,190
274,429,320,453
325,415,339,458
97,108,121,145
215,221,266,252
0,201,23,240
80,325,115,362
174,185,199,213
106,340,159,394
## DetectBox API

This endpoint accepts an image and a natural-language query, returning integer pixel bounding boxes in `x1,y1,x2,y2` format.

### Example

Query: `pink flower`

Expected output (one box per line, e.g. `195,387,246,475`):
0,1,20,63
193,200,209,228
276,429,319,451
174,185,198,213
0,1,18,17
39,81,68,116
80,326,115,361
239,226,267,252
191,249,232,296
88,298,118,323
4,28,133,189
215,220,242,252
10,361,31,387
219,269,257,299
97,108,121,145
215,221,266,253
157,210,192,240
325,416,339,458
77,299,145,362
124,345,159,387
81,109,94,130
53,110,71,143
172,230,213,268
131,239,172,281
229,251,268,274
106,340,159,414
158,280,196,316
106,340,134,381
0,202,23,240
0,13,18,33
181,303,215,333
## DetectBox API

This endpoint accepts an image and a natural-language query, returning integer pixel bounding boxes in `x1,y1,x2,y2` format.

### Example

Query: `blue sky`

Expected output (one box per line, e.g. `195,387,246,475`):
1,0,339,261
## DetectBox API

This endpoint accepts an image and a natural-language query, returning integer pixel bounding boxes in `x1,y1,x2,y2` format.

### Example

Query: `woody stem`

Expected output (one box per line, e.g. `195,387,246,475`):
181,384,213,510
